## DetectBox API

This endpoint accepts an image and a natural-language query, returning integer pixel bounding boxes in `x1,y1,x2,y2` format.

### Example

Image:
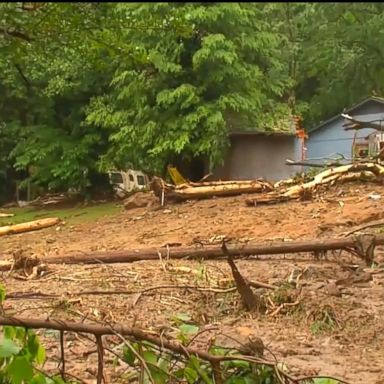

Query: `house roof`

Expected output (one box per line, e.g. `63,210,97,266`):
309,96,384,133
229,130,295,138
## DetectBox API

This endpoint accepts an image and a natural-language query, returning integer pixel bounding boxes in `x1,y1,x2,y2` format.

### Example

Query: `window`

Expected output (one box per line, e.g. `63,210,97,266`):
129,175,134,182
137,175,145,185
110,173,123,184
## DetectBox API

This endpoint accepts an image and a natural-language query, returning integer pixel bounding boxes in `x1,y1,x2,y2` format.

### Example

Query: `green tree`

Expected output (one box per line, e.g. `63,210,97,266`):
86,3,292,174
0,3,114,193
298,3,384,124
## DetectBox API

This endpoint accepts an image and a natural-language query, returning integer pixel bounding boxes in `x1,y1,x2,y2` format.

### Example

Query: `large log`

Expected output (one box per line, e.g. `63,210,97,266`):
0,213,14,218
151,176,273,201
170,182,273,200
44,235,384,265
0,217,60,236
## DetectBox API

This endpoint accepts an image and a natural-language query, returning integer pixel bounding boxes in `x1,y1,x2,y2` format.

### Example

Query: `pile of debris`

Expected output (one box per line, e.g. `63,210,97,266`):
150,163,384,206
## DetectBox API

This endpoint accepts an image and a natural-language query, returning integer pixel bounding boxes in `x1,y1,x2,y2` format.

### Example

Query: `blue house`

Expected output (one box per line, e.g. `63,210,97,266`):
306,96,384,163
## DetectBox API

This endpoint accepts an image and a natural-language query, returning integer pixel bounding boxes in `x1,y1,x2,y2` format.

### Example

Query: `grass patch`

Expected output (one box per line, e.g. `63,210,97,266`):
0,202,122,226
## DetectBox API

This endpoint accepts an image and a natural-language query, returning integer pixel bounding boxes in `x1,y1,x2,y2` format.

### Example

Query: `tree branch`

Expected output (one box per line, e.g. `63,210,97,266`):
59,331,66,381
0,27,33,42
96,335,104,384
14,63,32,90
0,316,351,384
342,113,384,131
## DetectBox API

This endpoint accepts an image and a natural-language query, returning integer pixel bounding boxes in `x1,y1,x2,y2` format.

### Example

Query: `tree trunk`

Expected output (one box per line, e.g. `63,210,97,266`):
0,218,60,236
43,235,384,265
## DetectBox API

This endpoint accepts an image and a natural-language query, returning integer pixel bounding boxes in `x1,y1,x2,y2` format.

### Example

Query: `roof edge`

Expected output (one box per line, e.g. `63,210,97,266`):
309,96,384,133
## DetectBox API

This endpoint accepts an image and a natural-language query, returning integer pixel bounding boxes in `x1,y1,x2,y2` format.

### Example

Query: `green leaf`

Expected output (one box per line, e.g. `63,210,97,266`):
313,379,340,384
0,338,21,358
0,284,5,303
179,324,199,335
143,350,158,365
27,332,40,359
184,367,199,384
36,343,46,365
3,326,16,340
6,356,34,384
122,345,136,366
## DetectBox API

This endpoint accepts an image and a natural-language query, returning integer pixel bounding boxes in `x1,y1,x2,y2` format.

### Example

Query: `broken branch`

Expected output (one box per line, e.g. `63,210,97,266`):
342,113,384,131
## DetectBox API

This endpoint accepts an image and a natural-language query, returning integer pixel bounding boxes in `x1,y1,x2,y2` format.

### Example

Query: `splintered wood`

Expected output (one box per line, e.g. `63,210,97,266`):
246,162,384,206
151,163,384,206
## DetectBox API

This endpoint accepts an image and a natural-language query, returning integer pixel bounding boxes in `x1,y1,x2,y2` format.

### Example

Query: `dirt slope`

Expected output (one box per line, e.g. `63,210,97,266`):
1,182,384,383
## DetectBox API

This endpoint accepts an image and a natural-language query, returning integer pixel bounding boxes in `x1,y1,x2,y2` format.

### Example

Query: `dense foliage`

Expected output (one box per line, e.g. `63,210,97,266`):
0,2,383,199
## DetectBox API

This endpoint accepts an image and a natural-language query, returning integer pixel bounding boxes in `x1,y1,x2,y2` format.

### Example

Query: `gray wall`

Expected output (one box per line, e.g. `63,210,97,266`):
212,135,298,181
307,100,384,162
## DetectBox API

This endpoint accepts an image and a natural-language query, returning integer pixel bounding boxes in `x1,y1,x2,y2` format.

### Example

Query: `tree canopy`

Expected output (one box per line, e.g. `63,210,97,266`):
0,2,382,199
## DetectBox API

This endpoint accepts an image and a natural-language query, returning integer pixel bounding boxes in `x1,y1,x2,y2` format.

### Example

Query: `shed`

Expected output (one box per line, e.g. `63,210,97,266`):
211,131,302,182
306,96,384,163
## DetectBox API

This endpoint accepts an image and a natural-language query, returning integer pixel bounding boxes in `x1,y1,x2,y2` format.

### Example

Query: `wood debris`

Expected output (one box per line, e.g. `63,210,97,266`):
247,162,384,206
0,213,14,218
0,217,60,236
150,176,273,202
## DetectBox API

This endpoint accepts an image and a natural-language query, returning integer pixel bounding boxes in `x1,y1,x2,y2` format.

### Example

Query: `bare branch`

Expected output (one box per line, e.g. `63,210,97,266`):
0,27,33,42
342,113,384,131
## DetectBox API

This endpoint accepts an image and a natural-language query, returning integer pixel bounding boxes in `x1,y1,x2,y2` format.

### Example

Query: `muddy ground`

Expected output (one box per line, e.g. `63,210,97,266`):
1,182,384,383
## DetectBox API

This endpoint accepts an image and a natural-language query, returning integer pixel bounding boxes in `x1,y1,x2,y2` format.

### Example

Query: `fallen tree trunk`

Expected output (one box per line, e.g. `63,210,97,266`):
151,177,273,201
0,217,60,237
0,213,14,218
42,235,384,266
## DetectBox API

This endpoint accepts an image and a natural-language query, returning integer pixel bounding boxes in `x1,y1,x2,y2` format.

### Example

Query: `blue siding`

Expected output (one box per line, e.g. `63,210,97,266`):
306,100,384,162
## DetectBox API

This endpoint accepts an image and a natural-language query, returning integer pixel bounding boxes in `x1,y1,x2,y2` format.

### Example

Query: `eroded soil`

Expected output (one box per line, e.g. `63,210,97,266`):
1,182,384,383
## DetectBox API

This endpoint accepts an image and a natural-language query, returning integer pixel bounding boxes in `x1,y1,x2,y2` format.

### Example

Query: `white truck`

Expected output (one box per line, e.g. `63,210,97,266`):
108,169,149,198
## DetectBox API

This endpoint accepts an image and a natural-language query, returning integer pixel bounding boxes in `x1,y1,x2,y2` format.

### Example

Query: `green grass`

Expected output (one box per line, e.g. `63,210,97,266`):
0,201,122,226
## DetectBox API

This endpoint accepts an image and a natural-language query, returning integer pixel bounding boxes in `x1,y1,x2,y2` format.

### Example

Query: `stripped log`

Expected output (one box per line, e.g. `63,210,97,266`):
40,235,384,266
0,217,60,237
151,177,273,202
0,213,14,218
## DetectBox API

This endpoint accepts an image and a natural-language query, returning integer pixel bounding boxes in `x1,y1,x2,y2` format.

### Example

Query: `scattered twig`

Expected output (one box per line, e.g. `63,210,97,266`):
269,301,300,317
